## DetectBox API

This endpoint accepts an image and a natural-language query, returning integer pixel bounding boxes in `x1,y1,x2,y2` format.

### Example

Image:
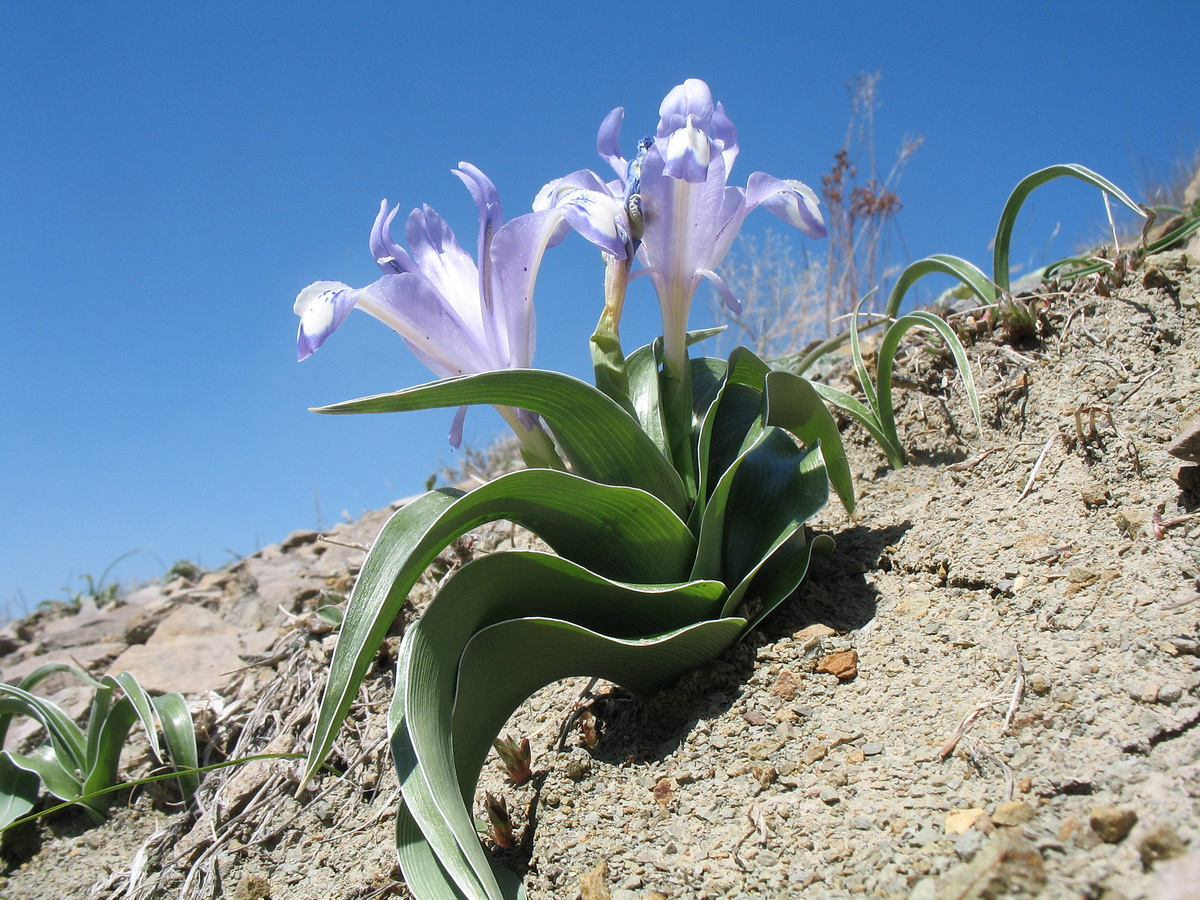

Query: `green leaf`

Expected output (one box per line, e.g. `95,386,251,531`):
452,617,745,795
400,615,743,899
874,311,983,462
304,470,697,790
81,695,138,814
393,551,727,900
153,692,200,799
809,381,904,468
763,371,855,514
721,432,828,591
0,751,42,831
0,684,88,777
313,369,687,516
624,340,668,457
3,745,88,815
886,254,997,316
994,164,1145,294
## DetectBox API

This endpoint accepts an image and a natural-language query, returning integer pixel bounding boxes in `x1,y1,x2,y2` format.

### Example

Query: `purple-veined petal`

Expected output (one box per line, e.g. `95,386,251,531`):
534,169,614,212
453,162,504,267
746,173,827,239
597,107,627,180
708,186,751,269
370,201,414,275
405,204,486,337
638,146,730,281
352,273,495,377
661,115,712,183
488,208,565,367
550,188,629,259
697,268,742,315
295,281,358,361
657,79,714,137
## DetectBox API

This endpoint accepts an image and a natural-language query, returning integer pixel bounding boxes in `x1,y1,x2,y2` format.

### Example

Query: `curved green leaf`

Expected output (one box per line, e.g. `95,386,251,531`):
875,311,983,461
451,617,745,797
624,341,668,457
304,470,696,790
81,697,138,813
394,552,726,900
721,433,827,591
153,692,200,799
4,745,87,814
313,369,686,516
737,531,836,632
0,751,41,831
763,371,855,513
886,254,997,316
0,684,87,776
809,381,903,468
994,164,1145,294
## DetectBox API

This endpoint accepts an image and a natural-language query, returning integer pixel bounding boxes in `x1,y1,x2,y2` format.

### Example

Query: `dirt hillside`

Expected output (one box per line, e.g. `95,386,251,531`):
1,249,1198,899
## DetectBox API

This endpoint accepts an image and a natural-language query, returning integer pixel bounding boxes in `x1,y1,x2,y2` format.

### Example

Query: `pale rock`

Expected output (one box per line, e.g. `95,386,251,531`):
106,604,247,695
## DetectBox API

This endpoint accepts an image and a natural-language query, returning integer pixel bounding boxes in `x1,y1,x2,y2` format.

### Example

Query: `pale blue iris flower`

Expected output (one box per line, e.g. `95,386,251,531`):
296,163,567,447
536,79,827,374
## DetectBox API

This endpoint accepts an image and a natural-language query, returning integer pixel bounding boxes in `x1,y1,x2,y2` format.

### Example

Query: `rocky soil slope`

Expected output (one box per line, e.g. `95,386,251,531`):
1,251,1198,899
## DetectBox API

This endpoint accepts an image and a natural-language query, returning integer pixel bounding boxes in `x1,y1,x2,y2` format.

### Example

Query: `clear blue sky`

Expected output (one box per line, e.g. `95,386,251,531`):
3,0,1196,613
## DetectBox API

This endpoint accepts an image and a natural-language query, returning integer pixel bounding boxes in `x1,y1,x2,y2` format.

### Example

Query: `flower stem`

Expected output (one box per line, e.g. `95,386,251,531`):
590,255,635,416
659,350,696,498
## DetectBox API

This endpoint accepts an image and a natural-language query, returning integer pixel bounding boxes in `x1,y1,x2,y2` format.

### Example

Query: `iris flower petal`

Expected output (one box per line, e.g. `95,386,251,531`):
597,107,627,180
746,172,827,239
295,281,358,361
370,202,414,275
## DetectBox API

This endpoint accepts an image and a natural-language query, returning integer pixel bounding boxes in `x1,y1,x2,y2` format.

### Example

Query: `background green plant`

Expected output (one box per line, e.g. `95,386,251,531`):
0,664,198,830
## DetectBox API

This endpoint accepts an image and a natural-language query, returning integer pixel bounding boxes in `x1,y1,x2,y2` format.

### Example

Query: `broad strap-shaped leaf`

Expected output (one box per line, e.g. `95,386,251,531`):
1,744,91,817
0,751,41,831
303,471,696,789
153,692,200,799
763,371,855,513
312,369,686,516
993,164,1145,294
81,695,139,814
451,617,745,799
400,618,746,897
624,341,668,457
716,431,829,621
735,531,836,632
0,684,88,777
393,552,726,900
625,331,729,464
691,421,770,582
720,432,828,590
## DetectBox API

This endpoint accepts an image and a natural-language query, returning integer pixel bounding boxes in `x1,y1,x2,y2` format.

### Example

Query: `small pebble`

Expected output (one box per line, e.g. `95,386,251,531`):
1090,806,1138,843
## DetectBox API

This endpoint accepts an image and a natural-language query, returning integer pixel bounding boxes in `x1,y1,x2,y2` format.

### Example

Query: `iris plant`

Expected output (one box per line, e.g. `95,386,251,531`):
298,80,859,900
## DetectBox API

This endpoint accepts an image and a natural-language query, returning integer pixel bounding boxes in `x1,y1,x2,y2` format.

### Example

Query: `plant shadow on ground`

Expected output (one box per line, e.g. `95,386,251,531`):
502,520,909,875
